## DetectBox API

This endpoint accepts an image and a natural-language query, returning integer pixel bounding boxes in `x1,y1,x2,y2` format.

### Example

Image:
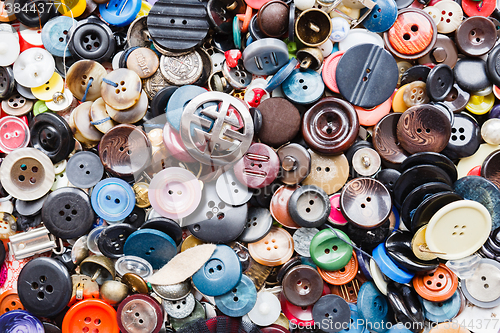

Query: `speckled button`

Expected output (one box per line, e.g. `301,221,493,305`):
258,97,301,147
66,60,107,102
248,227,294,266
101,69,142,110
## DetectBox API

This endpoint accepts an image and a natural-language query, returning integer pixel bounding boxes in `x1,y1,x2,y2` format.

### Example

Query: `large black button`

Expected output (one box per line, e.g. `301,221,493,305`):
30,113,74,164
14,0,55,27
42,188,95,239
375,168,401,197
17,257,72,318
400,152,457,183
67,16,116,62
400,65,431,86
0,67,15,99
487,43,500,87
141,217,183,246
453,58,490,92
66,151,104,189
411,191,463,232
385,231,439,272
387,282,424,333
426,64,454,102
441,113,481,160
288,185,330,228
98,223,137,259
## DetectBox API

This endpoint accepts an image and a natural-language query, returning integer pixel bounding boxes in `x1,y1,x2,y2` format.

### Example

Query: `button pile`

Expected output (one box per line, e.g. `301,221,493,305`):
1,0,500,332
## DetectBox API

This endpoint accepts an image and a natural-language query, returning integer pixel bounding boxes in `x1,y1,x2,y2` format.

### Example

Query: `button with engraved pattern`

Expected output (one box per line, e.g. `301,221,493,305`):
126,47,159,79
160,50,203,86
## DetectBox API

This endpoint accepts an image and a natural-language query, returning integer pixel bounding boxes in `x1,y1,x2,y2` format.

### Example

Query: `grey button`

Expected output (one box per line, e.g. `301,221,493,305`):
293,227,319,257
216,170,252,206
239,207,273,243
162,293,196,319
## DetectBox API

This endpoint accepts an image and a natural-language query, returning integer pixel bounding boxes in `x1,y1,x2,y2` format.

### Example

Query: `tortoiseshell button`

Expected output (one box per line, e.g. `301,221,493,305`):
373,113,411,166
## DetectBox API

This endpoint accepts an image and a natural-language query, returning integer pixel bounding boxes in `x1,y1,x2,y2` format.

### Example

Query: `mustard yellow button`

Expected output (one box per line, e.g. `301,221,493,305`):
136,1,152,18
31,72,64,101
392,84,409,113
55,0,86,18
465,92,494,115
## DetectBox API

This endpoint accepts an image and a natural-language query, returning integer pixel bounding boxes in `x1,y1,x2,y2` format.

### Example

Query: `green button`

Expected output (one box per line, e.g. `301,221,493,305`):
309,228,353,271
33,100,51,116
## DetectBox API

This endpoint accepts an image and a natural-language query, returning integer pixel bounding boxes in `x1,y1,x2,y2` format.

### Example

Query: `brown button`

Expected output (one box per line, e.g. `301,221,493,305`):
373,113,410,165
277,143,311,185
121,273,149,294
418,34,458,68
295,9,332,47
282,264,323,307
100,68,142,110
270,185,302,229
99,124,152,178
318,251,358,286
403,81,429,107
69,101,103,145
258,0,289,38
1,94,33,116
248,226,294,267
329,270,367,303
302,97,359,155
455,16,496,57
481,149,500,189
106,90,149,124
396,105,452,154
340,178,392,229
0,290,24,315
302,150,349,195
66,60,107,102
90,98,115,134
126,47,160,79
258,97,301,147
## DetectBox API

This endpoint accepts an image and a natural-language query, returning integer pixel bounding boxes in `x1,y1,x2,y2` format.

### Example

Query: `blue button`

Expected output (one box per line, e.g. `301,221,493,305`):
123,229,177,270
332,42,339,53
215,274,257,317
166,85,215,132
357,249,373,281
192,244,242,296
358,281,392,333
99,0,142,27
300,256,317,269
91,178,136,222
233,16,242,50
387,323,413,333
265,58,298,92
361,0,398,33
0,310,44,333
41,16,75,57
372,243,414,284
282,68,324,105
391,206,400,232
339,304,370,333
422,290,461,323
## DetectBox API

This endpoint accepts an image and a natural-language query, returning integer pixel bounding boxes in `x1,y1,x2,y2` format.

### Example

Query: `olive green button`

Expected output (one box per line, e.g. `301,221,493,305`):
309,228,353,271
33,100,51,116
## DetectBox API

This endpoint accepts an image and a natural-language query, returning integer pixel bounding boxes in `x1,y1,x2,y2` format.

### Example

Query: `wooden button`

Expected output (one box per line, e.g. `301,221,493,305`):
481,150,500,189
396,105,452,154
302,150,349,195
66,60,107,102
99,124,152,179
100,69,142,110
248,227,294,267
302,97,359,155
270,185,302,229
126,47,159,79
373,113,410,165
258,97,301,147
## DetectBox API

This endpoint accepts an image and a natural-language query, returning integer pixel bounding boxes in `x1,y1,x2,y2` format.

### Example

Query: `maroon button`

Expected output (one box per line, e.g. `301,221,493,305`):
116,294,163,333
233,142,280,189
261,324,291,333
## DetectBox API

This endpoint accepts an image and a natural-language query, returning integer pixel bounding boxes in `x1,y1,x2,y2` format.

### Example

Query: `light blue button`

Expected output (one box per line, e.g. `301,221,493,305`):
91,178,135,222
282,68,324,104
41,16,76,57
372,243,415,284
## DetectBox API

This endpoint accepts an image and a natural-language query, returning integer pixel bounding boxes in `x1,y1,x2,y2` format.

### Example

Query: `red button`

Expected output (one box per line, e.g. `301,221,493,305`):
0,116,30,153
467,165,481,176
462,0,495,17
62,299,119,333
322,51,345,94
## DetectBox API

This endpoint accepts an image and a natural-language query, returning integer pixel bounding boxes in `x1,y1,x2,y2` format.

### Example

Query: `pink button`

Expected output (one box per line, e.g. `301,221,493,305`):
494,86,500,100
245,0,270,9
328,193,348,226
322,51,345,94
163,123,196,163
148,167,202,219
233,142,280,189
0,116,30,154
354,95,393,127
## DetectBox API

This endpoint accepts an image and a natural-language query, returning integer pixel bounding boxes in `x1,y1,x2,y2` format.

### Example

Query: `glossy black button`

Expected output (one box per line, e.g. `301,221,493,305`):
453,58,490,93
276,256,302,283
249,107,263,135
43,322,61,333
207,0,242,34
0,67,15,99
15,194,48,217
140,217,183,246
98,223,137,259
375,168,401,197
345,219,391,251
238,207,273,243
312,295,351,333
385,231,439,273
150,86,178,118
123,206,146,228
42,187,94,239
52,246,76,272
288,185,330,228
212,31,237,52
30,113,74,164
17,257,72,317
486,43,500,87
411,191,463,232
400,152,457,183
441,112,481,160
67,16,116,62
66,151,104,189
387,282,424,333
336,43,398,109
400,65,431,86
426,64,453,102
14,0,55,27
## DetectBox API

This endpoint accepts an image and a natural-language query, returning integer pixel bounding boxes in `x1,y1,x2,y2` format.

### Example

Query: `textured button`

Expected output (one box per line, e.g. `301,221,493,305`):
123,229,177,270
66,151,104,189
318,251,358,286
270,185,301,229
455,17,496,57
357,282,392,333
248,227,294,266
462,258,500,307
257,0,289,38
258,97,300,147
434,0,463,34
67,17,116,62
242,38,289,75
117,294,163,333
292,227,319,257
62,299,119,333
481,150,500,189
91,178,136,222
277,143,311,185
42,16,75,57
0,310,43,332
288,185,330,228
373,113,410,166
309,228,352,271
214,274,257,317
302,151,349,195
160,51,203,86
13,48,55,88
162,293,195,319
233,142,280,189
126,47,159,79
413,263,458,302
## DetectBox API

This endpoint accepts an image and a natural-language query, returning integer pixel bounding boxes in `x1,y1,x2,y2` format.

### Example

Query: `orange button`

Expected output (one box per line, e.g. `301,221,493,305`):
0,289,24,315
429,323,470,333
413,263,458,302
355,96,392,127
317,251,358,285
329,271,368,303
249,227,294,267
270,185,301,229
62,299,119,333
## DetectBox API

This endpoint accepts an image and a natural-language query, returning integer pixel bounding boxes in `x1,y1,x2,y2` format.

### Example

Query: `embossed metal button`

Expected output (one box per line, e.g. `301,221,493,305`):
160,51,203,86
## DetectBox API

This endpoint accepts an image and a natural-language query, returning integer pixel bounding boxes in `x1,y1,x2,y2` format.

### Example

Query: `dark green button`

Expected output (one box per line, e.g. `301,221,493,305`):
309,228,353,271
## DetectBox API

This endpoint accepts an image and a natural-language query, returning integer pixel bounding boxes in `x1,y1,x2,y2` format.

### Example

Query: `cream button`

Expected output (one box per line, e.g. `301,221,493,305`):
457,143,500,179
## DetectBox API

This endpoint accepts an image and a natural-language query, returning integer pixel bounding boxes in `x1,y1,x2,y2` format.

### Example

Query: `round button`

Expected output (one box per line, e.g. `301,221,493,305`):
425,200,491,260
309,228,353,271
453,58,490,93
455,16,496,57
66,60,107,102
322,50,345,94
282,264,323,307
403,81,429,107
413,263,458,302
18,257,72,318
248,227,294,266
239,207,273,243
462,258,500,307
466,93,495,115
98,223,136,259
123,229,177,270
422,289,461,323
233,142,280,189
280,291,314,326
357,281,392,333
31,72,64,102
67,17,116,62
91,178,136,222
293,227,319,257
99,0,142,27
162,293,196,319
62,299,119,333
115,256,153,279
312,295,351,333
0,31,19,66
288,185,330,228
481,150,500,189
277,143,311,185
1,94,33,116
372,243,414,284
317,251,358,286
373,113,411,165
248,291,281,326
462,0,495,17
282,68,324,105
127,47,159,79
100,69,142,110
192,244,242,296
0,290,24,315
0,116,30,154
258,0,289,37
0,310,43,332
214,274,257,317
160,51,203,86
434,0,463,34
270,185,301,229
29,112,74,163
117,294,163,333
13,48,55,88
141,217,182,246
258,97,301,148
302,150,349,195
66,151,104,189
328,194,348,226
106,90,149,124
481,119,500,145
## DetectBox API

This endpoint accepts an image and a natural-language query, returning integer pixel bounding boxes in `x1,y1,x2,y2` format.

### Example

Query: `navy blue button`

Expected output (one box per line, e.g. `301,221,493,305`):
422,290,461,322
0,310,44,333
123,229,177,270
372,243,414,284
99,0,142,27
265,58,298,92
339,304,370,333
41,16,75,57
214,274,257,317
282,68,324,105
91,178,136,222
192,244,242,296
361,0,398,33
357,281,392,333
357,249,373,281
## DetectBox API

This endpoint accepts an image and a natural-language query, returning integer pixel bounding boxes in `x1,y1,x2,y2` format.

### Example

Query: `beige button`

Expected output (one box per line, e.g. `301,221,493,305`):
411,225,438,261
248,227,294,267
127,47,159,79
352,147,381,177
66,60,107,102
426,200,491,260
106,90,148,124
392,84,409,113
434,0,463,34
101,68,142,110
369,258,388,295
396,61,412,86
1,94,33,116
403,81,429,107
70,101,103,145
90,98,115,134
301,150,349,195
457,143,500,179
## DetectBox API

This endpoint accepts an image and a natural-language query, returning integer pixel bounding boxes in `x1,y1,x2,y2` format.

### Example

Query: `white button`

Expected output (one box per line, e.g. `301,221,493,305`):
463,259,500,305
0,31,19,66
247,291,281,326
423,6,442,25
13,48,55,88
319,39,334,58
215,170,252,206
295,0,316,11
481,119,500,145
18,24,43,46
434,0,463,34
370,258,388,295
338,28,384,51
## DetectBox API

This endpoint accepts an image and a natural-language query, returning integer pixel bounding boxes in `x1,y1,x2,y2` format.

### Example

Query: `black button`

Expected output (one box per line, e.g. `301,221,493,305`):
52,246,76,272
385,231,439,272
14,0,55,27
15,194,48,217
487,43,500,87
345,219,391,251
0,67,15,99
30,113,75,164
249,14,268,40
98,223,137,259
141,217,183,246
453,58,490,92
17,257,72,317
387,282,425,333
212,31,236,52
123,206,146,228
68,17,116,62
312,295,351,333
441,113,481,160
375,169,401,197
426,64,454,102
151,86,178,118
400,152,457,183
15,213,42,232
249,107,263,135
207,0,236,34
411,191,463,232
288,185,330,228
42,187,95,239
66,151,104,189
400,65,431,86
43,322,62,333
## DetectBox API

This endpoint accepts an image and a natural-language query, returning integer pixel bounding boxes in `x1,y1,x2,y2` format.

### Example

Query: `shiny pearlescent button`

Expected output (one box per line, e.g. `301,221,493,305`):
117,294,163,333
462,258,500,308
106,90,149,124
328,194,348,226
214,275,257,317
13,48,55,88
248,227,294,266
481,119,500,145
248,291,281,326
309,228,352,271
0,310,44,332
100,68,142,110
66,60,107,102
90,98,115,134
1,93,33,116
91,178,136,222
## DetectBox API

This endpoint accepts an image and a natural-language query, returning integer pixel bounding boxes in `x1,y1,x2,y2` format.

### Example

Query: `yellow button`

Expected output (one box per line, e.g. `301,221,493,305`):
465,93,494,115
392,84,409,113
181,234,205,252
31,72,64,101
411,225,438,261
55,0,86,17
136,0,152,17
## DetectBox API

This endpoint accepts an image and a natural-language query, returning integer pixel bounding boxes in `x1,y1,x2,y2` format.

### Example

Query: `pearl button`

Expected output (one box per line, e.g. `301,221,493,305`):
481,119,500,145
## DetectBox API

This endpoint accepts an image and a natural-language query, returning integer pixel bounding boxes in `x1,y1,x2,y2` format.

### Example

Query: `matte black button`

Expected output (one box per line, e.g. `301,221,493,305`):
387,282,424,333
140,217,183,246
123,206,146,228
98,223,137,259
400,65,431,86
67,16,116,62
42,187,94,239
66,151,104,189
453,58,490,92
411,191,463,232
312,295,351,333
258,0,289,38
17,257,72,317
441,112,481,160
288,185,330,228
426,64,454,102
30,113,74,164
375,169,401,197
150,86,178,118
385,231,439,273
400,152,457,183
